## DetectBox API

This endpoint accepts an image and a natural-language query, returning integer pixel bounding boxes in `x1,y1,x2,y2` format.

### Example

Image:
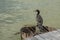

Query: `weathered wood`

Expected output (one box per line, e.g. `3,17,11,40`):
34,29,60,40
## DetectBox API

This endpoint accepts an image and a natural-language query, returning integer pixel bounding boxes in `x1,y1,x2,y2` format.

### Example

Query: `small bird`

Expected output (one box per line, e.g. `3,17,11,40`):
35,10,43,26
35,9,49,32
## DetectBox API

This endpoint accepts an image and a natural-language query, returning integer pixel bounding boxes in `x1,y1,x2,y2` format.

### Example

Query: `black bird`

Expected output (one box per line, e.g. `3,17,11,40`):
35,10,43,26
35,9,49,32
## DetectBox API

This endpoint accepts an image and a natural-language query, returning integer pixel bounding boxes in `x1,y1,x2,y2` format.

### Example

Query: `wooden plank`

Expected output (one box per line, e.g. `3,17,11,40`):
34,29,60,40
34,35,45,40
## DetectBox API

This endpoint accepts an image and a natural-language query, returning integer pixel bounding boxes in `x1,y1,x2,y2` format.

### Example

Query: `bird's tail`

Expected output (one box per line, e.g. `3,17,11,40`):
42,26,49,32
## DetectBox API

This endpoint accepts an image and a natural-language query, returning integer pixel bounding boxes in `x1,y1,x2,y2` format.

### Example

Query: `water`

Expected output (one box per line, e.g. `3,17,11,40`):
0,0,60,40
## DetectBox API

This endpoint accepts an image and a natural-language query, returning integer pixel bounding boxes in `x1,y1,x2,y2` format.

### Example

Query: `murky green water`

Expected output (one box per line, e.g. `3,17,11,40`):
0,0,60,40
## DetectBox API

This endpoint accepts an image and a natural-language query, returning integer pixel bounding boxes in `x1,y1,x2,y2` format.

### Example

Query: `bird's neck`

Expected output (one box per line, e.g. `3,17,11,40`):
37,12,40,15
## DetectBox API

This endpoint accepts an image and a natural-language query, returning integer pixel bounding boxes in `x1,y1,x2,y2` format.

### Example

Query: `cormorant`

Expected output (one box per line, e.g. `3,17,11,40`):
35,9,49,32
35,10,43,26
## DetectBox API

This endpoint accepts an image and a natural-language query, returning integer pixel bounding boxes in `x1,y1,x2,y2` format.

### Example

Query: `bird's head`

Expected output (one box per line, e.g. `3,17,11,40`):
35,9,40,15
